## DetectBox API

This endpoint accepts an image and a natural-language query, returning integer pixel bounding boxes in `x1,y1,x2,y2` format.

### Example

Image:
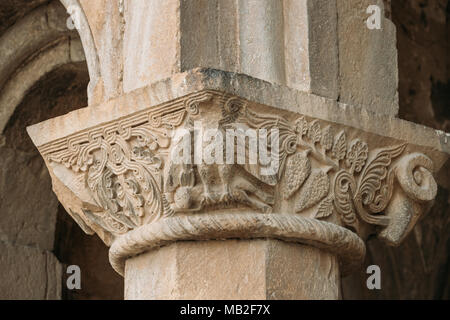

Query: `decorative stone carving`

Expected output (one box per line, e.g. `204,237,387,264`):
109,213,365,276
32,88,441,276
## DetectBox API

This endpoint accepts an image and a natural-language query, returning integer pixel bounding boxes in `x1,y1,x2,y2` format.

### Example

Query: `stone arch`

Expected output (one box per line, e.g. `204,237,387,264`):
0,39,85,132
0,0,122,299
0,1,85,133
58,0,101,102
0,0,103,134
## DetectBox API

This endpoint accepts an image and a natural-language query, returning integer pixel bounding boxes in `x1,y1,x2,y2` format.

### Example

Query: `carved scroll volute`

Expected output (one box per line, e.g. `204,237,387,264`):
378,153,437,246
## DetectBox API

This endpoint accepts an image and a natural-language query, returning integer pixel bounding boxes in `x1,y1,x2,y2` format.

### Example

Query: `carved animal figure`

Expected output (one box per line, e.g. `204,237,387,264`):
164,125,275,214
165,160,275,214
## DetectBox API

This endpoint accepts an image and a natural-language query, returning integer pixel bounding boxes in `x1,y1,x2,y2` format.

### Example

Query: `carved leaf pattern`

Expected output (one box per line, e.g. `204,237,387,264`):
282,151,311,199
116,179,145,220
45,121,171,235
243,106,297,181
83,210,130,235
346,139,368,174
308,120,322,144
220,97,245,125
295,169,330,213
356,144,406,212
316,196,334,219
91,170,137,232
334,170,358,228
321,126,334,151
242,107,405,227
332,131,347,160
294,117,308,137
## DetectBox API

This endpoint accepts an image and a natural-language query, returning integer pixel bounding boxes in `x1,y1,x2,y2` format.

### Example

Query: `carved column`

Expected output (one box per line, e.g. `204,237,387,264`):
28,0,449,299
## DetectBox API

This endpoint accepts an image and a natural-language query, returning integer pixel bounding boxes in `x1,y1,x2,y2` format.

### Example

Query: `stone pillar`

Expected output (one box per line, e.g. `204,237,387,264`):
125,240,341,300
27,0,449,300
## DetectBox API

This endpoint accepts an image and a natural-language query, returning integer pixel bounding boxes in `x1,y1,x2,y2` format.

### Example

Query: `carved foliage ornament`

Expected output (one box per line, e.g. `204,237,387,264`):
39,92,437,246
240,106,437,243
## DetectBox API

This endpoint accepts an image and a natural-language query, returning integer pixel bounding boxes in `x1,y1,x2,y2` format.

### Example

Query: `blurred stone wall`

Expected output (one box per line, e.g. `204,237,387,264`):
342,0,450,299
0,62,124,300
0,1,123,300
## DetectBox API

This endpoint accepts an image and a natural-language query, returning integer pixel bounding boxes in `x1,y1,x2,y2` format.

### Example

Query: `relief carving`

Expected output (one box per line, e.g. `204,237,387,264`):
38,91,438,250
237,105,437,243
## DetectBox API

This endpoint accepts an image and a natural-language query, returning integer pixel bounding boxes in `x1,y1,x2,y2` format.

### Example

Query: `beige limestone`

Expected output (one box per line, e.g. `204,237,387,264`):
0,2,72,91
68,0,398,114
0,241,62,300
0,147,59,251
27,68,448,300
125,240,340,300
79,0,123,101
0,1,87,132
109,213,364,277
22,0,450,301
337,0,399,116
59,0,101,103
238,0,286,84
123,0,180,93
0,39,84,132
284,0,339,98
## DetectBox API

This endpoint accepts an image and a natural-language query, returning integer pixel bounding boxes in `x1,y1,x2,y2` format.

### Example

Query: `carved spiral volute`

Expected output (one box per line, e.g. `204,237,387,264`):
379,153,437,245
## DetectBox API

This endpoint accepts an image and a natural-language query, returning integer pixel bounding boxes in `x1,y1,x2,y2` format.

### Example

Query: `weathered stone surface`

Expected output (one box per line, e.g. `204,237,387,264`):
110,214,364,277
0,0,48,35
238,0,286,84
55,206,124,300
0,41,122,299
125,240,340,300
0,1,84,132
342,188,450,299
79,0,123,101
0,147,58,250
77,0,394,115
0,0,121,301
0,64,89,252
123,0,179,93
394,0,449,132
27,67,447,301
0,241,62,300
337,0,399,116
284,0,339,98
0,0,445,301
0,39,84,132
0,3,70,91
341,0,450,299
59,0,101,104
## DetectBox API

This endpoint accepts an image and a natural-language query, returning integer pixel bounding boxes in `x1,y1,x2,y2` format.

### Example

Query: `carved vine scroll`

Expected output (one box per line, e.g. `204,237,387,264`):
37,91,438,249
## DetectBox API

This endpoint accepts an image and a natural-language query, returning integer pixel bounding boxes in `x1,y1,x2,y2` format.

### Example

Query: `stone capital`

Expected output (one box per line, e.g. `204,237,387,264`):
27,68,449,278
